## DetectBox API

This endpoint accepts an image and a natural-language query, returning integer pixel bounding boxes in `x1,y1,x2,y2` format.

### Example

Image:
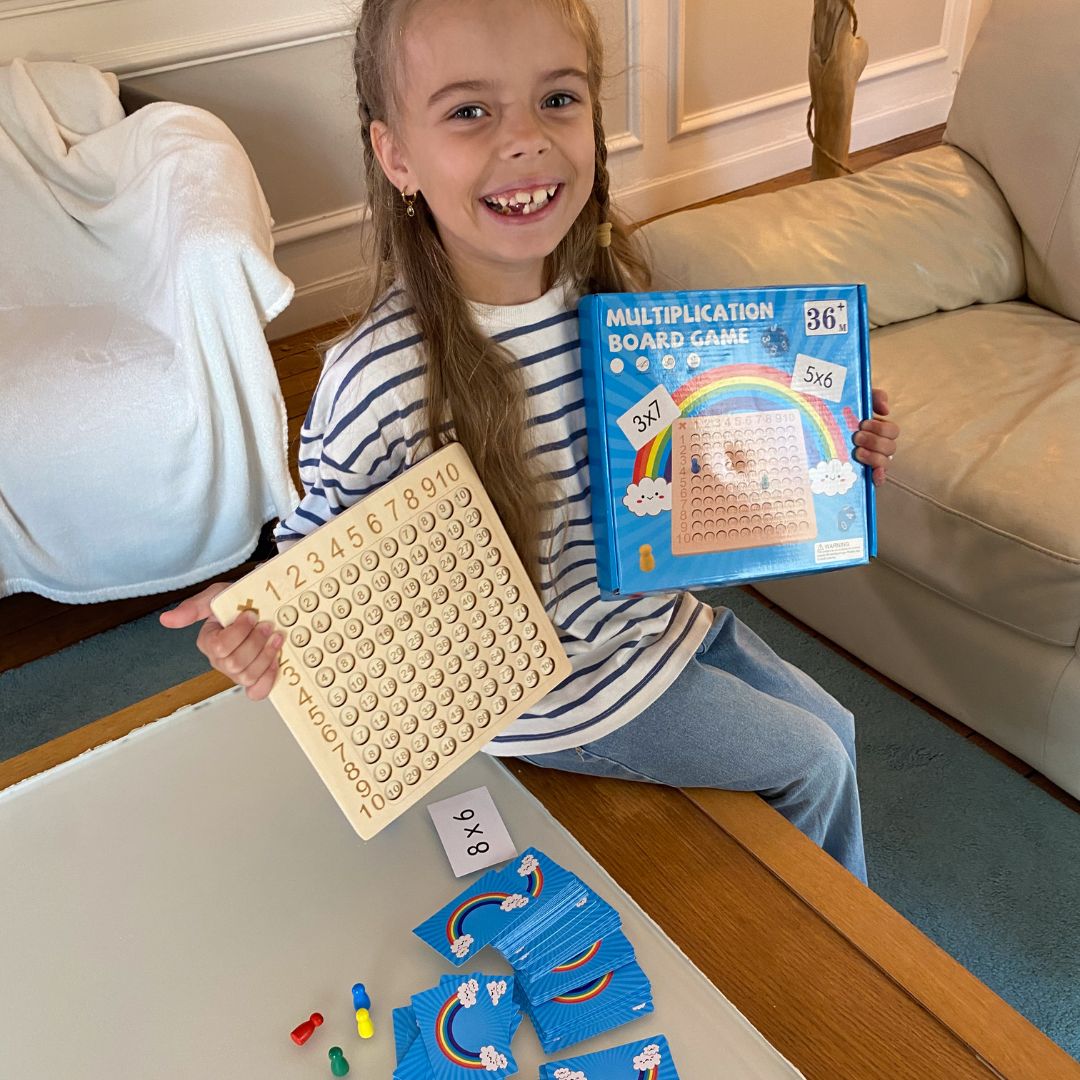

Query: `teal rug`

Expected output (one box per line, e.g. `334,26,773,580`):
2,587,1079,1060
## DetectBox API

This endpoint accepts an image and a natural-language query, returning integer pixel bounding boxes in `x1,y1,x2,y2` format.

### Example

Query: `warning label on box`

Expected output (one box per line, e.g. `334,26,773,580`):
814,538,865,565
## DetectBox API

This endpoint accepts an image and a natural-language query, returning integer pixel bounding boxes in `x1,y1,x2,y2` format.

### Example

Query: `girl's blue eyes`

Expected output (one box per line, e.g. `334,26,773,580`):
450,93,578,121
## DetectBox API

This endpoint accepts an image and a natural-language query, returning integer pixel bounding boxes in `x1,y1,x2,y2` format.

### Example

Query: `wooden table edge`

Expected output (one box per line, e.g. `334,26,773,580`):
4,674,1077,1079
683,787,1080,1079
0,671,232,793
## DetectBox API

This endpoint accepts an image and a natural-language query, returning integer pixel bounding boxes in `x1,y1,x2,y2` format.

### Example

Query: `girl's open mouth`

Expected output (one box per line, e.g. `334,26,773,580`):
481,183,562,218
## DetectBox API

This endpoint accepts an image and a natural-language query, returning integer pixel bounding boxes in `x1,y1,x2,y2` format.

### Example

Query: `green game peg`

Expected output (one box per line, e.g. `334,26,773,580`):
328,1046,350,1076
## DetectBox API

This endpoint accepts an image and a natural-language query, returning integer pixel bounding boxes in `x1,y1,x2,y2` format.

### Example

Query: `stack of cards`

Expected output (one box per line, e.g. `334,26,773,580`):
515,960,654,1054
393,973,523,1079
413,849,654,1054
413,849,591,967
539,1034,681,1079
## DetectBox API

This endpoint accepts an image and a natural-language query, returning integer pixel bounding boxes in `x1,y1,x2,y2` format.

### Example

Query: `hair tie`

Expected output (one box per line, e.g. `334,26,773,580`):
596,221,612,249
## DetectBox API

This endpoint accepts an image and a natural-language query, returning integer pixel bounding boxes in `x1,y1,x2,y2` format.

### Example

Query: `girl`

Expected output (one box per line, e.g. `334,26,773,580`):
162,0,899,884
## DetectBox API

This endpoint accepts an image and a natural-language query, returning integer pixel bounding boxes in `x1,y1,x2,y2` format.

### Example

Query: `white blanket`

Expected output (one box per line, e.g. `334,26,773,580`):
0,60,298,602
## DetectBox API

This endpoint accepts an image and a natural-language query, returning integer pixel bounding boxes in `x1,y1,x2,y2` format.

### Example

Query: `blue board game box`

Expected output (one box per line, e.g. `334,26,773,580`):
579,286,877,596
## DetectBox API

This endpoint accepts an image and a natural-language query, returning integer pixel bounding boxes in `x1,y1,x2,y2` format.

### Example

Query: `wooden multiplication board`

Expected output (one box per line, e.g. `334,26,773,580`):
210,444,570,839
671,411,817,555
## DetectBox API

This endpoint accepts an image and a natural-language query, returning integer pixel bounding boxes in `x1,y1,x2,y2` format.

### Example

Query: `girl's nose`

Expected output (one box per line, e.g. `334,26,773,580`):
500,108,551,158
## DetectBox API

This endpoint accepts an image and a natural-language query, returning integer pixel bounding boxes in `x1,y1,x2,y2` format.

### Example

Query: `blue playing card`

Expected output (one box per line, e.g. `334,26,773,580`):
393,1005,422,1062
411,973,520,1080
413,858,536,965
413,848,586,965
393,1026,437,1080
539,1034,681,1079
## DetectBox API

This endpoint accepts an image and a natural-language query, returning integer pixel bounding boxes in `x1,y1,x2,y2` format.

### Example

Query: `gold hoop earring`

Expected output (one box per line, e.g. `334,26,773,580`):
401,189,417,218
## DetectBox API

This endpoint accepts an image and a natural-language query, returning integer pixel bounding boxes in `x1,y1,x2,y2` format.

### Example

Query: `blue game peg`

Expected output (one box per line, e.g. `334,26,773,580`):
351,982,370,1010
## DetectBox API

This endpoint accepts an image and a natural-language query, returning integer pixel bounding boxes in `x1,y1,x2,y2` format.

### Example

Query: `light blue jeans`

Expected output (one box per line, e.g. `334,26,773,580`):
522,605,867,883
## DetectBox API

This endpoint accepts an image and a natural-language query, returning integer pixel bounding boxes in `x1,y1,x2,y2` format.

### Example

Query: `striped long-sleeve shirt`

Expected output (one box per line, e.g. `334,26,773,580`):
274,283,713,755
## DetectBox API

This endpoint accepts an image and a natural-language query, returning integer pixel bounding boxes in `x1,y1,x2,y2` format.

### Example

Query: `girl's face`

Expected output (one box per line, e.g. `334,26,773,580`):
370,0,596,305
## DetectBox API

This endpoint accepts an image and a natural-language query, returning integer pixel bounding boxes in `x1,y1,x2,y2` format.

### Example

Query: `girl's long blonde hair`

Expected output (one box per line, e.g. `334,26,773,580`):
352,0,650,588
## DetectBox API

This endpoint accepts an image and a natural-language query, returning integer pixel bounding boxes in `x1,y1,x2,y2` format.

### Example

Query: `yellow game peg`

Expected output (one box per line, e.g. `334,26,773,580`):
355,1007,374,1039
639,544,655,572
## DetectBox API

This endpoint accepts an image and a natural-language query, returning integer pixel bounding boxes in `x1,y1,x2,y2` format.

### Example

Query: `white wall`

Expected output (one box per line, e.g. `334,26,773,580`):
1,0,979,338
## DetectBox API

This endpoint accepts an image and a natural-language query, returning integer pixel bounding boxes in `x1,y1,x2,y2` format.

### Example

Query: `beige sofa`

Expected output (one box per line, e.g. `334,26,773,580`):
638,0,1080,798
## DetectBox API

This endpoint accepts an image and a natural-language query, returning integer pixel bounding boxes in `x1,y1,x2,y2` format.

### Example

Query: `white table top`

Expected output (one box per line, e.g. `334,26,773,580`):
0,688,804,1078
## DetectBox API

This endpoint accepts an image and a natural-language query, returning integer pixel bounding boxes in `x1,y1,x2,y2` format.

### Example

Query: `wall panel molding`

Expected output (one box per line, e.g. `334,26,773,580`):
668,0,962,139
81,14,354,78
614,0,644,149
671,43,948,138
0,0,116,20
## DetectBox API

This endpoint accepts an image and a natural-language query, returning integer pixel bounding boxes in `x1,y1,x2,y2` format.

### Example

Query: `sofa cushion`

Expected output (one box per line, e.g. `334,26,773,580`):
638,145,1025,331
945,0,1080,324
872,301,1080,646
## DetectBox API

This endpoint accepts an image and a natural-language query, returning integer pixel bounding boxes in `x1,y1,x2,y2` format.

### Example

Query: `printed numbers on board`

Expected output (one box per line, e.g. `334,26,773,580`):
803,299,848,336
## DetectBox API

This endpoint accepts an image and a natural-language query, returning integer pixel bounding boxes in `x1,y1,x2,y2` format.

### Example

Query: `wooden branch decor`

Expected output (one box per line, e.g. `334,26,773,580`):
807,0,869,180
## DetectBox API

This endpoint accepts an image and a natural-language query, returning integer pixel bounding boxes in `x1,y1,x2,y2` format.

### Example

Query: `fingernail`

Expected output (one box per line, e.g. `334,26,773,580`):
269,634,283,649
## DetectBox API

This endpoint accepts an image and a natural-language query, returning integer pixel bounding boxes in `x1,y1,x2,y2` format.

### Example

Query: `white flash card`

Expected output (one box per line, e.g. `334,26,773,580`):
791,353,848,404
427,785,516,877
616,384,681,452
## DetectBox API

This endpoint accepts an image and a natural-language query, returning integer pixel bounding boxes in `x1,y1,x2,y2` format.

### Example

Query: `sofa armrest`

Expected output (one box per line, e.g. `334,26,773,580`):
637,145,1026,330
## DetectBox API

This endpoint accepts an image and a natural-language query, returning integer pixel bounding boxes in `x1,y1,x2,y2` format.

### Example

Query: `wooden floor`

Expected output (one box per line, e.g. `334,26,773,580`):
6,121,1077,818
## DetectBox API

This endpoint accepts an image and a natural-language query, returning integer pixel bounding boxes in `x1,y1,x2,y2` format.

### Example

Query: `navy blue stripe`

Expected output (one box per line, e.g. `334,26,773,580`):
561,593,674,645
492,308,577,343
492,602,704,742
323,400,420,471
518,339,580,369
331,296,412,368
530,397,585,428
526,368,579,399
320,426,433,496
303,292,409,429
544,572,594,605
545,555,595,589
529,428,586,459
541,485,590,513
293,504,330,530
538,540,594,572
328,337,424,425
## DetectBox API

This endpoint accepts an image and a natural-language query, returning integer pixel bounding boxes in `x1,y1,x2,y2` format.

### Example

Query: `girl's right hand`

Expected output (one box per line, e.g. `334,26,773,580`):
159,582,283,700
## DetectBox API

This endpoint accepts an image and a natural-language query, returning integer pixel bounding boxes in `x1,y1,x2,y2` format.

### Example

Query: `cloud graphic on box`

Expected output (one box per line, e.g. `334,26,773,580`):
633,1044,662,1070
480,1046,508,1070
457,978,479,1007
451,933,474,958
487,979,507,1006
501,894,528,912
623,477,671,517
808,458,858,496
518,854,539,876
554,1070,586,1080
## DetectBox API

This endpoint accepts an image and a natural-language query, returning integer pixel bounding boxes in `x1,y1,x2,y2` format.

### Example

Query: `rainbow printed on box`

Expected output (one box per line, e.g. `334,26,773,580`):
579,286,877,596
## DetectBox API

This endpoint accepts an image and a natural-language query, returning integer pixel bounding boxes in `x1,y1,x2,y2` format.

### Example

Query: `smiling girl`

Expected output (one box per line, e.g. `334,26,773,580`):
162,0,900,882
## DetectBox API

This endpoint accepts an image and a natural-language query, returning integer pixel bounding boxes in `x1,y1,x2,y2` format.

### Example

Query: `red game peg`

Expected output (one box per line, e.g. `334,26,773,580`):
290,1012,324,1046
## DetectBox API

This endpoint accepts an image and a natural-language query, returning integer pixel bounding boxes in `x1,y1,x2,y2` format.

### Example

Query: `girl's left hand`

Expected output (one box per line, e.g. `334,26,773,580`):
854,387,900,486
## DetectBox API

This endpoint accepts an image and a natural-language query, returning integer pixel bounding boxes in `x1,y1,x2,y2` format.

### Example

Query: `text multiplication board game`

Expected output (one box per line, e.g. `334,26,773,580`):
211,444,570,840
579,287,877,596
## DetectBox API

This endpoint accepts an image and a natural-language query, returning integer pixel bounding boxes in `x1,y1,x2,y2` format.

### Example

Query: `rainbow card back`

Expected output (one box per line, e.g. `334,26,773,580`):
579,287,877,596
